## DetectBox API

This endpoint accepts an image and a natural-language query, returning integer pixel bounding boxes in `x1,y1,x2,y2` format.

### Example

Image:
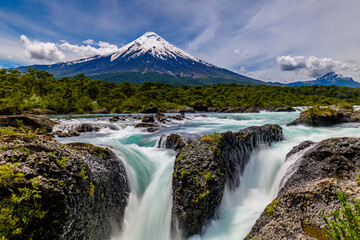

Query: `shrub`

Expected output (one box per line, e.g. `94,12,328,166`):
322,192,360,240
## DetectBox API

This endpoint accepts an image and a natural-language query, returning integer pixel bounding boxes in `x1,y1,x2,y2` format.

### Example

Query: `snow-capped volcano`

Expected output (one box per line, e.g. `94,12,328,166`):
16,32,263,84
284,72,360,87
109,32,200,62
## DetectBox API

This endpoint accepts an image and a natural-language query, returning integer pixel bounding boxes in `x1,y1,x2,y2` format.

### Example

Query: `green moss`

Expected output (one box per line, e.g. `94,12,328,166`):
204,172,215,181
0,165,47,239
78,166,88,180
199,190,210,199
179,169,190,179
173,168,178,178
19,147,29,154
266,199,278,216
200,135,213,143
200,132,222,145
356,174,360,186
87,182,95,196
55,156,69,169
67,142,110,159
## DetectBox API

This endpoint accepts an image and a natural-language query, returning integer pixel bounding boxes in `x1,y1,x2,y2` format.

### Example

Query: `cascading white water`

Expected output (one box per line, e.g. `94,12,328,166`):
54,112,360,240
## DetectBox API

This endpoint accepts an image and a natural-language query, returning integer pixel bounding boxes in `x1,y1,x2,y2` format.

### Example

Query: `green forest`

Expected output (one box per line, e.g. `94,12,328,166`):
1,68,360,114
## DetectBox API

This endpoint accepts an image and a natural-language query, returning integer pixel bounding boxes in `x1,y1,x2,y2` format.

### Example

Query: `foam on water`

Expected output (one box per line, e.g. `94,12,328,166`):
54,112,360,240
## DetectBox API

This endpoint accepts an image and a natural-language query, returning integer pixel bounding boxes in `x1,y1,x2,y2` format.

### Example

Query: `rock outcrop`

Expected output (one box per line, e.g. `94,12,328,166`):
287,106,360,127
171,124,284,238
245,137,360,240
0,122,129,239
52,123,105,137
0,115,58,133
156,133,199,151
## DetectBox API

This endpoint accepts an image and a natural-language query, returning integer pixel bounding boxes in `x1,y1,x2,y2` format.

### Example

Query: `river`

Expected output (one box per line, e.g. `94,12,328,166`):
52,112,360,240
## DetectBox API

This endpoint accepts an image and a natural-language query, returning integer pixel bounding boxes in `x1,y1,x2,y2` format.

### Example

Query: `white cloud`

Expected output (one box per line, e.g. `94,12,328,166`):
234,49,250,57
276,55,350,78
20,35,119,64
20,35,65,62
58,40,118,58
83,39,95,45
276,56,306,71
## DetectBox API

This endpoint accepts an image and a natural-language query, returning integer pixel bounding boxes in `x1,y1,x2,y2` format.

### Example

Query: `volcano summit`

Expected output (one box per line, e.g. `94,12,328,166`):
17,32,263,85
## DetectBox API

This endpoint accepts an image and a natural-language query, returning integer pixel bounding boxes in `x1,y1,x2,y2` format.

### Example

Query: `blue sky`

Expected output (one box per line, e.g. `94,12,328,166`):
1,0,360,82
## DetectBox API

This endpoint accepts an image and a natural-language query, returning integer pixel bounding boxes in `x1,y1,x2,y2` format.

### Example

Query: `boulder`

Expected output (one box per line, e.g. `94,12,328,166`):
134,123,158,128
276,106,296,112
191,103,208,112
171,124,284,238
143,107,159,113
141,115,155,123
155,112,168,123
179,107,195,113
156,133,199,151
75,123,101,133
0,115,58,133
0,128,129,240
109,116,120,122
287,107,360,127
245,137,360,240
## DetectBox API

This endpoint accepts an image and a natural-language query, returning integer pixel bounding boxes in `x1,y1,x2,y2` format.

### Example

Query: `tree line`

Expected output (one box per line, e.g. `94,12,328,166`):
1,68,360,114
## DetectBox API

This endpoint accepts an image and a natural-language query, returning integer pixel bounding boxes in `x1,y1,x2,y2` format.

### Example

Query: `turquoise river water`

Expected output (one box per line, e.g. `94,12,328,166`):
52,112,360,240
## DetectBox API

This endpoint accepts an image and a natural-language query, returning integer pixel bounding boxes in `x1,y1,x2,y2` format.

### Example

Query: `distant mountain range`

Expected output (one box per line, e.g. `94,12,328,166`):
15,32,360,88
16,32,264,85
272,72,360,88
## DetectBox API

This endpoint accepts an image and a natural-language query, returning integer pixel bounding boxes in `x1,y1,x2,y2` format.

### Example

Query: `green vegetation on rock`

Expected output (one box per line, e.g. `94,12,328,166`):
266,199,278,216
322,192,360,240
0,164,46,240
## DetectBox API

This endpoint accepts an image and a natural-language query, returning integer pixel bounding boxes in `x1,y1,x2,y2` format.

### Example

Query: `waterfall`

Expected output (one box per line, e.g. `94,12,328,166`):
111,144,176,240
52,112,360,240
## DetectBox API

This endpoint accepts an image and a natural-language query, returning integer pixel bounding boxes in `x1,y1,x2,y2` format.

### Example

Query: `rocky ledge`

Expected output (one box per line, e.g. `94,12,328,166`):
156,133,199,151
0,117,129,240
171,124,284,238
245,137,360,240
287,106,360,127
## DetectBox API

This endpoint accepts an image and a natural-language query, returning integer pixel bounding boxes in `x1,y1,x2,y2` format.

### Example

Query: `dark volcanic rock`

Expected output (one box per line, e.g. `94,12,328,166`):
280,137,360,194
179,107,195,113
155,112,168,123
156,133,199,151
220,107,260,113
0,115,58,133
0,126,129,240
109,116,120,122
134,123,158,128
143,107,159,113
75,123,101,132
191,103,208,112
245,179,360,240
141,115,155,123
245,137,360,240
171,124,284,238
287,107,360,127
276,107,296,112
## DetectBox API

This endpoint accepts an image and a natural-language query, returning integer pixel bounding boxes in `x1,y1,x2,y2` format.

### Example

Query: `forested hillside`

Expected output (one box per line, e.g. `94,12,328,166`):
1,69,360,114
